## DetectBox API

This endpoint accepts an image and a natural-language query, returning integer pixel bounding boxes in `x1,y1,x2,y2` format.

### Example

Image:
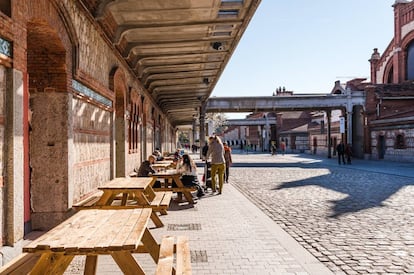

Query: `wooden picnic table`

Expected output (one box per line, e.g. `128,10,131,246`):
73,177,170,228
96,177,155,207
23,208,160,275
150,170,196,204
151,162,172,171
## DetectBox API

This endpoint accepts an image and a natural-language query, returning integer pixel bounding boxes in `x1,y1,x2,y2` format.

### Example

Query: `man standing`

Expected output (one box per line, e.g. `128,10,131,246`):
336,141,346,165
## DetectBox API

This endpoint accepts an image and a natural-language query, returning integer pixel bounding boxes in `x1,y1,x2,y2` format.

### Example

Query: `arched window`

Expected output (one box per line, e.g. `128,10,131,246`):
0,0,11,17
387,66,393,83
395,134,405,149
406,41,414,80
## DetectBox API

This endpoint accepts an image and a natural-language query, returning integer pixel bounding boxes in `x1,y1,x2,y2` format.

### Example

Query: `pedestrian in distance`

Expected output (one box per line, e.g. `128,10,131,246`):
280,141,286,155
271,144,277,155
336,141,346,165
206,135,225,194
345,143,352,164
201,141,209,161
223,142,232,183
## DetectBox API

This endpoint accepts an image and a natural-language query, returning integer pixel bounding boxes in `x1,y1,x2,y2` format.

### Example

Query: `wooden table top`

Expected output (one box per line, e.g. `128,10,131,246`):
151,170,181,176
98,177,153,190
151,163,171,169
23,208,152,253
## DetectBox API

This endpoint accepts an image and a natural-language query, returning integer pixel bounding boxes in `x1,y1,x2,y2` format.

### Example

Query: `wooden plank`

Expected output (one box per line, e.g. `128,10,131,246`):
160,192,173,207
23,210,97,252
150,211,164,228
99,177,152,190
63,210,114,253
47,254,74,275
150,192,165,206
79,209,133,253
155,236,174,275
111,251,145,275
176,236,192,275
141,228,161,262
73,196,102,209
150,187,197,192
0,253,40,274
29,252,69,275
144,185,157,201
84,255,98,275
159,192,172,215
109,209,151,250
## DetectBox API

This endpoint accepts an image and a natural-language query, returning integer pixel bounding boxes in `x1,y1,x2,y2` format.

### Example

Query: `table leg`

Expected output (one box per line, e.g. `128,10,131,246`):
111,251,145,275
141,228,161,262
150,211,164,228
121,193,128,205
95,191,116,206
30,252,74,275
84,255,98,275
173,176,194,204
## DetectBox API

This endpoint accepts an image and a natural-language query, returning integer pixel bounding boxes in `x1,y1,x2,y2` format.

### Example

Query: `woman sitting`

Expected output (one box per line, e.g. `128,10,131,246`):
176,154,205,198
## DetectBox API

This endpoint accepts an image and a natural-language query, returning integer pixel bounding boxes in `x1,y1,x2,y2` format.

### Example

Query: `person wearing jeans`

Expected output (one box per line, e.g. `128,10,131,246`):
223,142,232,183
206,136,225,194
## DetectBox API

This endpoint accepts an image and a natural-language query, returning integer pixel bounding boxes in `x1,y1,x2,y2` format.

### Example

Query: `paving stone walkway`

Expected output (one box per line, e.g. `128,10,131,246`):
229,152,414,274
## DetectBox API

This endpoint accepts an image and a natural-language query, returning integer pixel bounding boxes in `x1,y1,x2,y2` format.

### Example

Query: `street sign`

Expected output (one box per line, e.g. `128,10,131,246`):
340,117,345,134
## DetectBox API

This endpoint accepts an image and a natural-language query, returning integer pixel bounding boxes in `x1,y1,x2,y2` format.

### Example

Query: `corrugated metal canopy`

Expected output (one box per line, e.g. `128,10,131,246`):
80,0,261,125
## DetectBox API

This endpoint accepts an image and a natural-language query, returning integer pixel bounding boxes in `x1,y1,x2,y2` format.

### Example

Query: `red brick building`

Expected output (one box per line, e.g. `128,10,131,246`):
365,0,414,161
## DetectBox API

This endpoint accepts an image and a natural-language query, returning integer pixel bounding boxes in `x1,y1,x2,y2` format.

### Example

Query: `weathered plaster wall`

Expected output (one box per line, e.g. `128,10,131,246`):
72,97,111,202
370,129,414,162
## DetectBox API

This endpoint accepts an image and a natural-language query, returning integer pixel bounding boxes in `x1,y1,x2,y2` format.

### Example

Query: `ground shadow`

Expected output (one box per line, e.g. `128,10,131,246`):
228,157,414,218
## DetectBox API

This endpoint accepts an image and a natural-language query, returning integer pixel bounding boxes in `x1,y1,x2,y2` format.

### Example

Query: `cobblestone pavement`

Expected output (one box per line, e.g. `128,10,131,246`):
229,152,414,275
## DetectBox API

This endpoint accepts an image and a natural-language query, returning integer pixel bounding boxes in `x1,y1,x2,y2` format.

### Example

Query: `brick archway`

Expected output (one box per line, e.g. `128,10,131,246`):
111,67,128,177
27,19,70,231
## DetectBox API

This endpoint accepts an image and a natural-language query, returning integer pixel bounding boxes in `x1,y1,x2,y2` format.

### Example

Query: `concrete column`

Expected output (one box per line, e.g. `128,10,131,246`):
326,109,332,158
192,117,196,146
264,115,270,151
199,103,206,147
347,111,353,145
5,69,25,243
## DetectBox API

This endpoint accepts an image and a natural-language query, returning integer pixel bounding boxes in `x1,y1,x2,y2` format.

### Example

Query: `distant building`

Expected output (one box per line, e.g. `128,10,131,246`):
365,0,414,161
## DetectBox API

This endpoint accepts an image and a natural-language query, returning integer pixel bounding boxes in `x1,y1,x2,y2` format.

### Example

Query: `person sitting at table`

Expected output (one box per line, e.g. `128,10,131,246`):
176,154,205,198
152,148,164,161
136,155,161,187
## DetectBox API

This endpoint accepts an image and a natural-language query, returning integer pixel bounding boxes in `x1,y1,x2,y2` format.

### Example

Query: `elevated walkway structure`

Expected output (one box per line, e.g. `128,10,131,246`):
205,92,365,113
198,92,366,158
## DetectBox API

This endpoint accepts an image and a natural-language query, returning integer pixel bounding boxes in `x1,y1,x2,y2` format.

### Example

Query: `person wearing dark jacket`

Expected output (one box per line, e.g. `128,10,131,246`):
345,143,352,164
336,141,346,165
136,155,161,187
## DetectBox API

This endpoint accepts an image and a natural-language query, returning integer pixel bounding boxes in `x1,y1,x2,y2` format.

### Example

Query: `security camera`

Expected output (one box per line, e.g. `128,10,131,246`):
212,42,225,51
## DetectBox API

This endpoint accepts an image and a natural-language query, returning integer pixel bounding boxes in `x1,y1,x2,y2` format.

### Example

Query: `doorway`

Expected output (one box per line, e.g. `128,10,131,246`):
378,135,386,159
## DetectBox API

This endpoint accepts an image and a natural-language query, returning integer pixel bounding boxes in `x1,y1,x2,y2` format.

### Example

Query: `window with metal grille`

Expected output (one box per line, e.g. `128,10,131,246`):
395,134,405,149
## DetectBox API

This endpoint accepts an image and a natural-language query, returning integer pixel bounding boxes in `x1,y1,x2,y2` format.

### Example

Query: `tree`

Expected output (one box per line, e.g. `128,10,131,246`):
205,112,228,135
177,131,190,146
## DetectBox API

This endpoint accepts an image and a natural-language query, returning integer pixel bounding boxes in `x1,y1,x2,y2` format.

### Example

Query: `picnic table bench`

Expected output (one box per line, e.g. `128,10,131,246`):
150,171,197,204
156,236,191,275
0,208,192,274
72,177,172,227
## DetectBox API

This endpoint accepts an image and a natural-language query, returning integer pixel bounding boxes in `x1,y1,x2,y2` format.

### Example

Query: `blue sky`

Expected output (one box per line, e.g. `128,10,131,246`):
212,0,396,117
